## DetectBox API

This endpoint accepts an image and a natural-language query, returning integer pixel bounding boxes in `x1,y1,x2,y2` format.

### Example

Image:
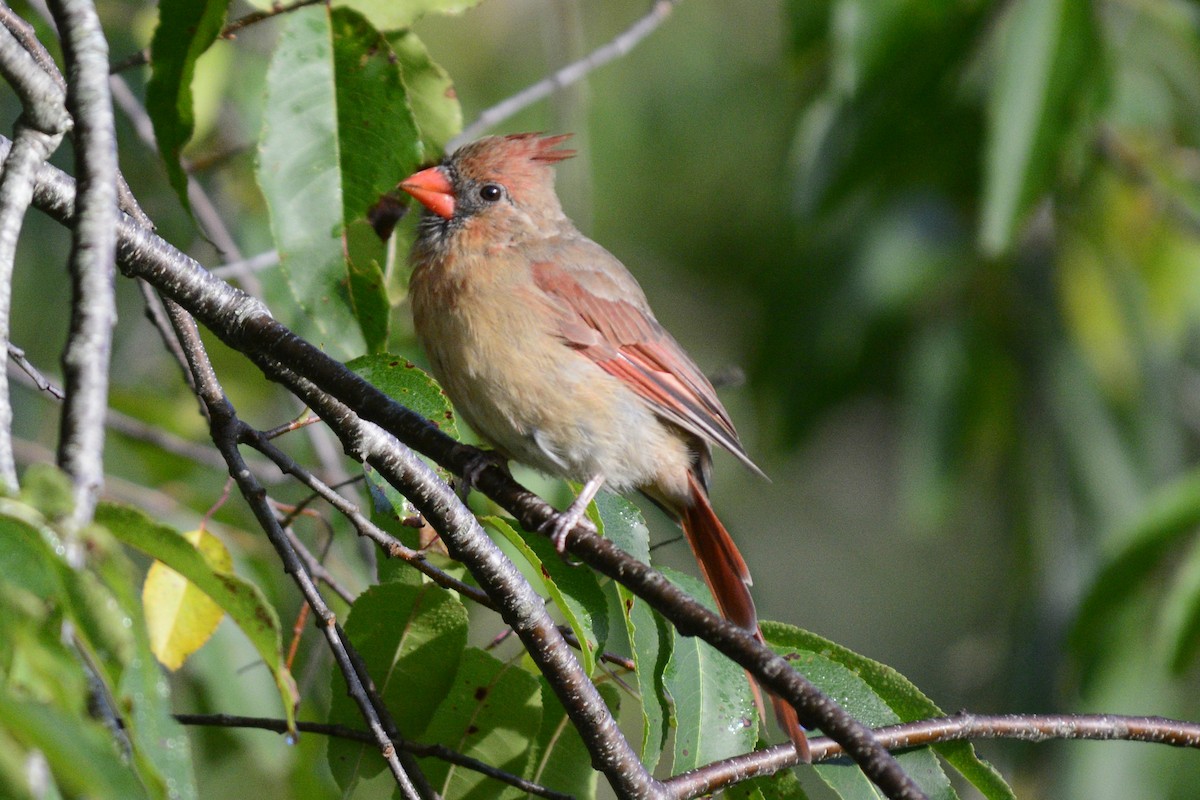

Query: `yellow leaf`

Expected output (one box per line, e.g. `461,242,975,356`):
142,528,230,670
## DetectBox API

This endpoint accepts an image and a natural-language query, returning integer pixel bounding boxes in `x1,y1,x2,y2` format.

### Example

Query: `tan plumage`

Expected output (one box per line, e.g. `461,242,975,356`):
401,133,807,759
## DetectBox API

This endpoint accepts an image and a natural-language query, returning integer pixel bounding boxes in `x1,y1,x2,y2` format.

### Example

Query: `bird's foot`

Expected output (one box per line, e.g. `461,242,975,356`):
541,474,606,553
542,500,590,554
455,447,508,501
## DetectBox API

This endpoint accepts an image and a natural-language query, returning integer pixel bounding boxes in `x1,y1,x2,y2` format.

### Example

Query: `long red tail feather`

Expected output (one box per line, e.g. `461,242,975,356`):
681,472,810,761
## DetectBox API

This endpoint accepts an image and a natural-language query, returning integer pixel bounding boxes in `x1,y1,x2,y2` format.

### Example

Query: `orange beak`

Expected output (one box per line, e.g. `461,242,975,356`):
400,167,456,220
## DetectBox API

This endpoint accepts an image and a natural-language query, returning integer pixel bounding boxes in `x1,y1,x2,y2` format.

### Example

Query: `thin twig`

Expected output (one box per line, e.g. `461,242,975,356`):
663,712,1200,798
173,712,572,800
159,299,430,800
211,250,279,280
107,73,262,295
47,0,119,535
109,0,326,74
453,0,681,148
7,345,279,478
8,344,65,399
250,354,667,799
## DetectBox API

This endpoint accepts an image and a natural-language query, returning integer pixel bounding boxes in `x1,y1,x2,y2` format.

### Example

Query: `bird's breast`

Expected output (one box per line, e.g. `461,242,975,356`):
409,255,692,494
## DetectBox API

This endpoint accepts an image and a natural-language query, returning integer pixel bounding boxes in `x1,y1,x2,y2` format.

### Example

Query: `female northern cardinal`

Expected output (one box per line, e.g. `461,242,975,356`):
400,133,807,758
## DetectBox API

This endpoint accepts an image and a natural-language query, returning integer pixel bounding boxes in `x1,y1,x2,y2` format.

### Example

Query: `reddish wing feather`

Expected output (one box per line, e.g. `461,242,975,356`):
531,260,761,475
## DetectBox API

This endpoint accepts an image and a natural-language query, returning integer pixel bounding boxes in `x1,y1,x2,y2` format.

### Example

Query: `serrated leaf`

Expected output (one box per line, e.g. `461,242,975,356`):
662,568,757,773
764,622,1014,800
419,648,542,800
980,0,1100,254
146,0,228,213
590,492,672,770
483,515,608,676
333,0,487,32
142,528,229,670
347,354,460,438
386,30,462,154
258,6,423,356
331,9,424,221
95,503,298,731
527,679,618,800
785,651,956,800
328,580,468,788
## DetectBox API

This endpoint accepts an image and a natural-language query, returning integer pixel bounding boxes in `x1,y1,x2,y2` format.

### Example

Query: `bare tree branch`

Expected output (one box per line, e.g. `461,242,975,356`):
248,355,667,799
452,0,681,148
159,299,432,800
0,20,68,490
175,712,574,800
664,712,1200,798
46,0,118,534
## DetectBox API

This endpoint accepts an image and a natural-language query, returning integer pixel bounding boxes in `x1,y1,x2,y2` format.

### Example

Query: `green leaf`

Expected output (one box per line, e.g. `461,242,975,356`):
331,9,424,223
259,6,353,353
1160,533,1200,672
662,568,757,773
527,679,618,800
0,502,197,800
1071,467,1200,680
763,622,1014,800
146,0,228,213
483,515,608,676
349,354,463,581
727,767,811,800
418,648,542,800
0,689,147,800
94,503,298,731
333,0,487,32
327,580,468,788
787,651,956,800
258,7,423,356
347,354,460,438
980,0,1101,255
590,492,672,770
386,30,462,155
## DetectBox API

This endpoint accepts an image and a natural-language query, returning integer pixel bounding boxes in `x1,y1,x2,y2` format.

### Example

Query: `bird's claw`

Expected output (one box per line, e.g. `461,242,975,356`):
455,448,508,501
541,506,587,554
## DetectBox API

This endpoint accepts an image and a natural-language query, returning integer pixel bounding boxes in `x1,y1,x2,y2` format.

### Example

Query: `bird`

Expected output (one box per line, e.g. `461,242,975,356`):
399,132,807,759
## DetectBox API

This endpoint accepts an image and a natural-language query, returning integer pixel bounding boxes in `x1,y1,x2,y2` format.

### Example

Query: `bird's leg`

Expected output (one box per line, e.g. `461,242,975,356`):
544,474,606,553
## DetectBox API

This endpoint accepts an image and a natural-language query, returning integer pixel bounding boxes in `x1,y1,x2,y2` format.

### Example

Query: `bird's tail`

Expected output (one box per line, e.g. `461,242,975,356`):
680,472,810,761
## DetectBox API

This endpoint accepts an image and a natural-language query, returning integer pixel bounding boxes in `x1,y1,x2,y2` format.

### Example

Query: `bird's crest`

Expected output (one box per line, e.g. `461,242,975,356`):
502,132,576,164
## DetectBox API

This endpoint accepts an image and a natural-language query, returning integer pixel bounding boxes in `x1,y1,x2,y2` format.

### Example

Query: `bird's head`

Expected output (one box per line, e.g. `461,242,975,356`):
400,133,575,233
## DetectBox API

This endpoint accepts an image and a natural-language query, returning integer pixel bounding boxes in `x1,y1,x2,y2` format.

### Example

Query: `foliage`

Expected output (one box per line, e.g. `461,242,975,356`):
3,0,1200,798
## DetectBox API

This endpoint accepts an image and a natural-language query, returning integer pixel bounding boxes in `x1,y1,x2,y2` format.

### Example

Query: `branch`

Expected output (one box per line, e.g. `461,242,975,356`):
0,20,68,490
664,712,1200,798
247,355,666,799
46,0,118,533
16,143,924,799
453,0,681,148
174,712,573,800
158,299,432,800
109,0,326,73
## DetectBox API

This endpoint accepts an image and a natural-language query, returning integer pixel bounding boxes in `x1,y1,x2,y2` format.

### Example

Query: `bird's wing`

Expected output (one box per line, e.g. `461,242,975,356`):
530,249,763,477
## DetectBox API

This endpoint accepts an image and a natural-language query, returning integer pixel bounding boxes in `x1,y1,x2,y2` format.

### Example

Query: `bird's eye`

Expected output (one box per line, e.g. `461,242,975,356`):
478,184,503,202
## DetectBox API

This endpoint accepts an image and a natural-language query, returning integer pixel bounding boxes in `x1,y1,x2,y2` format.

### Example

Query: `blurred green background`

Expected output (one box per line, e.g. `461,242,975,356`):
10,0,1200,796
